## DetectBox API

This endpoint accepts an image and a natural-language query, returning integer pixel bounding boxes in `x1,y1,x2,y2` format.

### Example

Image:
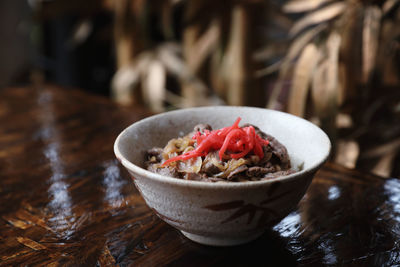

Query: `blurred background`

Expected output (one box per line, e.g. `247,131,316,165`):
1,0,400,177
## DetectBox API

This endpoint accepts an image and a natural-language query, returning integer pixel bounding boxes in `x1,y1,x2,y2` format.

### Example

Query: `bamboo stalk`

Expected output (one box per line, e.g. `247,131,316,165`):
339,4,363,103
362,6,381,83
224,3,265,106
114,0,135,68
112,0,143,105
288,43,320,117
225,5,247,106
182,23,202,107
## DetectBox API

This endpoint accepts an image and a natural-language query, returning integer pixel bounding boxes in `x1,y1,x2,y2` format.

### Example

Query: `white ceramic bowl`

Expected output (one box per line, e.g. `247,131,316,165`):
114,106,331,246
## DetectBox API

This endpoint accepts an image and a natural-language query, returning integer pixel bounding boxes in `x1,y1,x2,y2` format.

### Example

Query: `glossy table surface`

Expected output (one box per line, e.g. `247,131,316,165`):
1,86,399,266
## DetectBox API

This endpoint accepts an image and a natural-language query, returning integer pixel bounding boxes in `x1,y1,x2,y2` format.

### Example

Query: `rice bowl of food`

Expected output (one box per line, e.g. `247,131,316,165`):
114,106,331,246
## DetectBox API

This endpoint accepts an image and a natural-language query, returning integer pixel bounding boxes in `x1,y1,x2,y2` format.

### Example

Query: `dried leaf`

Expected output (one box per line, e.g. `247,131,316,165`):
267,24,327,108
142,60,166,112
362,6,382,83
336,112,353,128
159,44,196,84
269,6,294,30
337,63,346,105
383,0,399,15
267,79,286,110
334,140,359,168
362,137,400,158
287,23,327,62
160,46,209,106
187,21,220,73
263,23,326,77
371,151,396,177
288,43,320,117
326,31,341,104
255,61,282,77
289,2,346,36
114,0,141,68
254,61,282,78
165,90,185,108
111,62,143,105
253,42,289,62
284,0,334,13
311,32,341,117
181,4,219,104
67,19,93,48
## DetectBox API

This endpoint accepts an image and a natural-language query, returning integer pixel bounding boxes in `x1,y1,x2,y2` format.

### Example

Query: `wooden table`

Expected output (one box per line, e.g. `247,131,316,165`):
1,86,399,266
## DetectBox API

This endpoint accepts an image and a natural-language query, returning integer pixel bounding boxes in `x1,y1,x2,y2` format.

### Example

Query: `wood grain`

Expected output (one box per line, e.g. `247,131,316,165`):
0,85,399,266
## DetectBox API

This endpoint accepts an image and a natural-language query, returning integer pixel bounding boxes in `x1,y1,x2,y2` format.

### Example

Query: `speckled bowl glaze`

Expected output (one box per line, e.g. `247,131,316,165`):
114,106,331,246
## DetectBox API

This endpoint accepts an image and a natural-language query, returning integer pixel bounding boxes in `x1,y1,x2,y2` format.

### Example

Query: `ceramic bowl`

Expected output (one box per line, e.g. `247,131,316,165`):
114,106,331,246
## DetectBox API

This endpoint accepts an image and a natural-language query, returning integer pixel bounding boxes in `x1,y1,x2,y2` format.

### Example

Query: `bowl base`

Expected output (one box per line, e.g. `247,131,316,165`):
180,230,264,246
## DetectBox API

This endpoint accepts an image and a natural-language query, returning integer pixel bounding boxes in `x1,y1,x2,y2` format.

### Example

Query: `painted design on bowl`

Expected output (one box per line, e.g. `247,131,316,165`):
151,208,184,225
205,200,278,226
204,181,293,225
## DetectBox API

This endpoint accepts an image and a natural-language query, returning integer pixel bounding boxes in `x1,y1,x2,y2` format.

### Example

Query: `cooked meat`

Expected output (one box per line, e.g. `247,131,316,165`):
146,147,164,162
145,122,295,182
246,166,275,177
147,164,180,178
194,124,212,133
227,164,248,180
261,169,296,180
243,124,291,170
184,172,203,181
263,133,291,170
260,146,273,164
206,177,226,182
201,160,221,175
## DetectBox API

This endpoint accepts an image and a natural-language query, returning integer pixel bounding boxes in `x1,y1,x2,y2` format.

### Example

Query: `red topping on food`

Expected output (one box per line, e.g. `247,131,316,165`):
161,117,269,166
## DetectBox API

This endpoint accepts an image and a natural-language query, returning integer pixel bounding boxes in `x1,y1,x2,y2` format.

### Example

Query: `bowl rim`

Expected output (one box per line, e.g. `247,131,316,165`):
114,106,331,189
